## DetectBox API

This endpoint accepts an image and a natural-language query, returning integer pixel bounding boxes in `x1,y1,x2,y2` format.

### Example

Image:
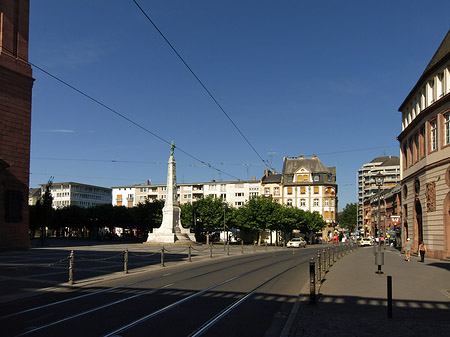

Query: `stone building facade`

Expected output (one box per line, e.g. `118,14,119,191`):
398,29,450,259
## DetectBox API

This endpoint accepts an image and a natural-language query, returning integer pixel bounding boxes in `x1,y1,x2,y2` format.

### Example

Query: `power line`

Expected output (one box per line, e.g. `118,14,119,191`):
31,157,163,164
300,145,399,157
0,45,242,181
131,0,272,170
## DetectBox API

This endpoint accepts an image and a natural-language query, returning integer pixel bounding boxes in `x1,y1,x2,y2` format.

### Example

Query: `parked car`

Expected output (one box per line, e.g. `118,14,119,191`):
287,237,307,248
360,238,373,247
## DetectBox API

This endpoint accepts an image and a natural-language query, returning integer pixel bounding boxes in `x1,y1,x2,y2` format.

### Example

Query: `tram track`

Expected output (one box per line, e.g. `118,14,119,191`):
4,249,312,337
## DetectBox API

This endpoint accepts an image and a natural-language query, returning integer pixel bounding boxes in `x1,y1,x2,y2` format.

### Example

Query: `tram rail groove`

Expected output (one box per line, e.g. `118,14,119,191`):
8,251,309,337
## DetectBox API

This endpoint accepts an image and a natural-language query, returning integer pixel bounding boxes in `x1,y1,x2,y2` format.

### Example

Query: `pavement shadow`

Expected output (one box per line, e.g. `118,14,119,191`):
295,294,450,337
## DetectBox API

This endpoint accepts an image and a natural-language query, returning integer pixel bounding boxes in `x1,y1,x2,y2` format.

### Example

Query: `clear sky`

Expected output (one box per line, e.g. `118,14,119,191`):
28,0,450,210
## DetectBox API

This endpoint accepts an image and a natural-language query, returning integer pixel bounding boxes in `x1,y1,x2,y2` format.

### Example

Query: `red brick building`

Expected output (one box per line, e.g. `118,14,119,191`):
0,0,33,250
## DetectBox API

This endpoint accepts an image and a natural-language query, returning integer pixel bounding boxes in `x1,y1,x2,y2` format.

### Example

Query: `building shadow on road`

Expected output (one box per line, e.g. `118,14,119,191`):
294,294,450,337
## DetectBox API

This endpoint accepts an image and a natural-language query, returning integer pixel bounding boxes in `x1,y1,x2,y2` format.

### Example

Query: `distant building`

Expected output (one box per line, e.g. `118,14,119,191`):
28,188,41,206
281,155,338,239
112,178,260,208
260,169,282,203
398,29,450,259
41,182,112,209
357,156,400,235
0,1,33,250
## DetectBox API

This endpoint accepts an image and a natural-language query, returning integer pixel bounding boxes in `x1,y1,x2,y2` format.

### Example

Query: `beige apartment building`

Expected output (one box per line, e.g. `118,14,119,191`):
398,29,450,259
281,155,338,239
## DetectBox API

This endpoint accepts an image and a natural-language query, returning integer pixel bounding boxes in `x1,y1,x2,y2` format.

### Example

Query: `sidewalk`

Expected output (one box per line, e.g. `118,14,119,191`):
290,246,450,337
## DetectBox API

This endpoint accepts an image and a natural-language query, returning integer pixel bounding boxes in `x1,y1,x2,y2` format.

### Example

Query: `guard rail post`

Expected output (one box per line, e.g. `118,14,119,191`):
124,248,129,274
189,245,192,262
69,250,74,285
161,247,165,267
309,258,316,304
317,250,322,284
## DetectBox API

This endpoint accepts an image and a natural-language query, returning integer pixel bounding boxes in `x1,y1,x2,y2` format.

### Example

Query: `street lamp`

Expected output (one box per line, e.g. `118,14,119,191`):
375,172,384,274
223,202,227,250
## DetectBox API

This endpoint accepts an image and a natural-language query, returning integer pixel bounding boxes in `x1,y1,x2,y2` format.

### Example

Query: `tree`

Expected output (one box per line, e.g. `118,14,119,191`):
338,203,357,233
235,196,280,245
32,179,54,244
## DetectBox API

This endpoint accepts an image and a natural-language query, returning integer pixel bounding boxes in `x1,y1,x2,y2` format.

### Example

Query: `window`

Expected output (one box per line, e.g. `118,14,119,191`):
264,187,270,195
437,72,445,98
430,119,437,151
444,113,450,146
314,186,319,194
287,199,293,206
413,132,419,163
419,126,426,159
300,186,306,194
325,200,329,206
235,201,243,206
184,194,191,199
286,175,293,183
313,199,319,207
161,186,167,191
287,187,293,195
5,190,23,223
324,211,329,219
313,175,319,182
274,187,280,196
300,199,306,207
235,192,244,197
428,79,435,105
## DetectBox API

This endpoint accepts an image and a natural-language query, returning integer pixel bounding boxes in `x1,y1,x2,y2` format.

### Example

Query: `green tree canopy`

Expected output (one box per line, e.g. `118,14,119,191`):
338,203,357,232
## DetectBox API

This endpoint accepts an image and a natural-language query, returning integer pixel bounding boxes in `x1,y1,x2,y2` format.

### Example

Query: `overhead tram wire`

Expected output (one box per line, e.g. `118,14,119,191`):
2,46,241,181
131,0,272,171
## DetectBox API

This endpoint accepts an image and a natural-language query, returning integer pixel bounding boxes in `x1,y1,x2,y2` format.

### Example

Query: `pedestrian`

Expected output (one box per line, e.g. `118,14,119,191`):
418,241,427,262
405,238,411,261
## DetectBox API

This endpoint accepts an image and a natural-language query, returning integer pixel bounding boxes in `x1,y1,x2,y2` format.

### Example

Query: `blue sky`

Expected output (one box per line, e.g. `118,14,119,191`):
29,0,450,210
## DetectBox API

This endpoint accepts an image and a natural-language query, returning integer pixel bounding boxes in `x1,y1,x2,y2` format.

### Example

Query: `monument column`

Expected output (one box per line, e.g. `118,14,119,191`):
146,142,196,243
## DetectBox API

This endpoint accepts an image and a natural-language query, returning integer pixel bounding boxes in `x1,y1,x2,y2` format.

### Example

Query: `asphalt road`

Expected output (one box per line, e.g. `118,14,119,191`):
0,246,315,337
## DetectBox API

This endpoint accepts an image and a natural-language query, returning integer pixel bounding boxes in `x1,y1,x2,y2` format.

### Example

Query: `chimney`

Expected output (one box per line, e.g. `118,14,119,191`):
147,180,150,185
252,176,256,181
300,154,304,158
264,168,269,177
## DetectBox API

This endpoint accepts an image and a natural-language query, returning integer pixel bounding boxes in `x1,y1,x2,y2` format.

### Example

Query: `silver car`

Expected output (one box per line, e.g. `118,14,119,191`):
287,237,307,248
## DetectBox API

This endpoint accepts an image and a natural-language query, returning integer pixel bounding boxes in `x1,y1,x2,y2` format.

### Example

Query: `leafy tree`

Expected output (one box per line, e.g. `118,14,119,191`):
235,196,280,245
338,203,357,232
31,180,54,244
302,211,327,234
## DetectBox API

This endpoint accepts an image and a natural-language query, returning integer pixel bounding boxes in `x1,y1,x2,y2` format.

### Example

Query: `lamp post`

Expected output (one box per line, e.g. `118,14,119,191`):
375,172,384,274
223,202,227,250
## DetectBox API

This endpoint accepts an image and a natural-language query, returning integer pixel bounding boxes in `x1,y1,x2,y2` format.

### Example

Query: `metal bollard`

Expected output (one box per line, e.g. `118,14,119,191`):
124,248,129,274
161,247,165,267
241,240,244,254
69,250,74,285
332,245,335,264
317,251,322,283
227,242,230,256
327,247,331,270
309,259,316,304
265,241,267,251
210,243,213,258
254,242,256,252
322,248,326,272
387,276,393,318
189,245,192,262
